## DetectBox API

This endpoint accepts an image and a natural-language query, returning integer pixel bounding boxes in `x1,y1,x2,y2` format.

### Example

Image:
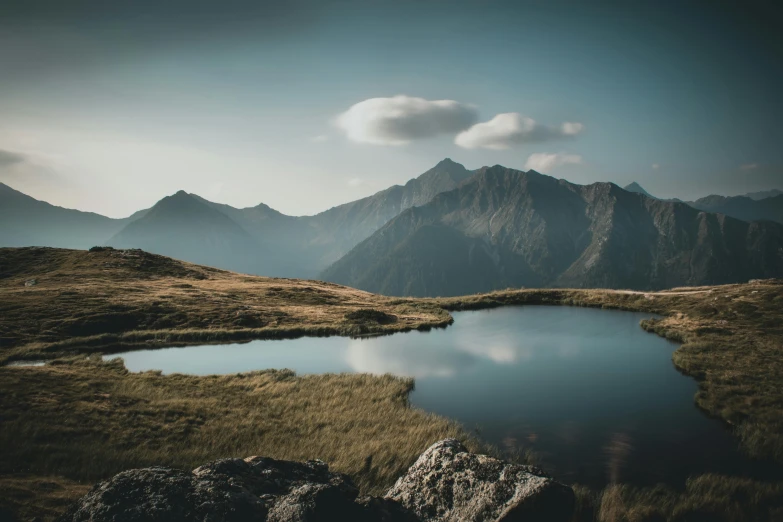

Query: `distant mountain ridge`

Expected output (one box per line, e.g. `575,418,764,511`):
0,182,145,249
2,160,476,278
107,191,272,275
745,189,782,201
4,162,783,295
688,194,783,224
322,166,783,296
621,182,783,225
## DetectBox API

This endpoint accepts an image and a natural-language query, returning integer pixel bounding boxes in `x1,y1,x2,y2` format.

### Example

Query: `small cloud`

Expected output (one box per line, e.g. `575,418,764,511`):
311,134,329,143
561,122,584,136
524,152,583,173
0,148,26,167
652,163,660,170
347,177,364,187
455,113,584,150
335,95,478,146
0,147,70,194
740,163,758,171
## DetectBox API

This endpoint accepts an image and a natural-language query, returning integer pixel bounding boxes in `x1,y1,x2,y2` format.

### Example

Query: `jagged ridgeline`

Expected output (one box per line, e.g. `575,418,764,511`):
2,160,783,296
323,166,783,296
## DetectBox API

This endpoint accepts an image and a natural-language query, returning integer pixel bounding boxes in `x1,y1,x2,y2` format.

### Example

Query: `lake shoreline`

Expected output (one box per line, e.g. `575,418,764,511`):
2,247,783,520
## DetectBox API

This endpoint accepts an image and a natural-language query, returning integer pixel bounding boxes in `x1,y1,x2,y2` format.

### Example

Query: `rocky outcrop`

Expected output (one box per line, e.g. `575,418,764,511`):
386,439,574,522
59,440,574,522
59,456,372,522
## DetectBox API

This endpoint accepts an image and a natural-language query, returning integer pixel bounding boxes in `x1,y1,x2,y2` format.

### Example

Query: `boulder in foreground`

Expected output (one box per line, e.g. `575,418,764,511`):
386,439,575,522
58,440,574,522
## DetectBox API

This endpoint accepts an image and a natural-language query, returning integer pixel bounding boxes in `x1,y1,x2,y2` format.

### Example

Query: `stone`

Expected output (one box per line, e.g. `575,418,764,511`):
384,439,575,522
58,457,365,522
58,441,575,522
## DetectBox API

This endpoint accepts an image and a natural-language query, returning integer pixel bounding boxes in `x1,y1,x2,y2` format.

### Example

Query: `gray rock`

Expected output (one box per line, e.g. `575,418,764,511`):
58,457,368,522
58,441,574,522
385,439,575,522
267,483,362,522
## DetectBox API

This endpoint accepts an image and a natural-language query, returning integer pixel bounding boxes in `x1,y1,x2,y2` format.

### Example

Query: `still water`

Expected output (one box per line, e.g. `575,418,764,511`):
108,306,771,488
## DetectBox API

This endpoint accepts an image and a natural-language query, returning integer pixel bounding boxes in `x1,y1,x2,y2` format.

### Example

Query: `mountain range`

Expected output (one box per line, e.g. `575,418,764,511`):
0,182,149,249
325,167,783,295
1,159,473,278
622,182,783,223
2,160,783,296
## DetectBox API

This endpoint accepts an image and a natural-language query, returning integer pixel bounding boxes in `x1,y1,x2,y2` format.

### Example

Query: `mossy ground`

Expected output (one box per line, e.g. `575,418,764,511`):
2,247,783,521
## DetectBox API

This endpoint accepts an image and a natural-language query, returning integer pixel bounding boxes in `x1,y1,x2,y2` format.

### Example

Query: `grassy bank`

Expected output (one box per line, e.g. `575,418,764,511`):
2,247,783,521
0,247,451,364
0,357,477,521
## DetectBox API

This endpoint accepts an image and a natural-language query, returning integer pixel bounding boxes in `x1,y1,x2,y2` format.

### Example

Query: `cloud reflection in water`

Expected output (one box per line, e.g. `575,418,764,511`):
344,327,534,378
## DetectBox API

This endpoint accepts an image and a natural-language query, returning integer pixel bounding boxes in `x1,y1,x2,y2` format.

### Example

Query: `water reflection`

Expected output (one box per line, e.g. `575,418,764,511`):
106,306,778,488
605,432,634,484
344,341,476,378
344,329,532,378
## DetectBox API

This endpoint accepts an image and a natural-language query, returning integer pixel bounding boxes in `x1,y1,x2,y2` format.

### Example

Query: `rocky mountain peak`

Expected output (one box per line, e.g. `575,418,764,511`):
623,182,655,198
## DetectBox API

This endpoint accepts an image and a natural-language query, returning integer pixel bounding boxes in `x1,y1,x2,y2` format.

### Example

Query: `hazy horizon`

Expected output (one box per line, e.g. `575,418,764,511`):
2,157,782,219
2,0,782,218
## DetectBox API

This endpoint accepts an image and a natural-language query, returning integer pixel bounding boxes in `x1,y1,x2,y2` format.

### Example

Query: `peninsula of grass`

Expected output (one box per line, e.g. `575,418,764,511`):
2,246,783,521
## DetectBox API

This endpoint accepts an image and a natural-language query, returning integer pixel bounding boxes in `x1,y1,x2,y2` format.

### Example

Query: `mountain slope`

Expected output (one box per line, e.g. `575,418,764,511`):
303,158,475,267
0,159,477,278
323,166,783,296
107,191,271,274
188,158,477,275
0,182,140,249
688,194,783,224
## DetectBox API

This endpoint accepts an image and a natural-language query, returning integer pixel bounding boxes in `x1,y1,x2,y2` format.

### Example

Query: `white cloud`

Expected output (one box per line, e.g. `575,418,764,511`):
523,152,583,173
347,177,364,187
652,163,660,170
455,113,584,150
335,95,478,146
561,122,584,136
310,134,329,143
740,163,758,170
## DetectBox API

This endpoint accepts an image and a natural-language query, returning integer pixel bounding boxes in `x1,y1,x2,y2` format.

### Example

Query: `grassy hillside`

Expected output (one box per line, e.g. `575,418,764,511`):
2,247,783,521
0,247,451,363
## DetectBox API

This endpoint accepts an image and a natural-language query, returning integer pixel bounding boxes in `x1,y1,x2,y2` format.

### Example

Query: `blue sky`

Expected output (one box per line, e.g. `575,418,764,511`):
0,0,781,216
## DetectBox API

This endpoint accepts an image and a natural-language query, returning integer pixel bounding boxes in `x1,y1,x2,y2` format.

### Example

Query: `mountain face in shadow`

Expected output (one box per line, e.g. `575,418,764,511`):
302,158,475,268
0,182,144,249
322,166,783,296
689,194,783,224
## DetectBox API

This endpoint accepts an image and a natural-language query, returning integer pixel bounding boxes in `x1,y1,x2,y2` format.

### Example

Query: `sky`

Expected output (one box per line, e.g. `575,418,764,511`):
1,0,782,217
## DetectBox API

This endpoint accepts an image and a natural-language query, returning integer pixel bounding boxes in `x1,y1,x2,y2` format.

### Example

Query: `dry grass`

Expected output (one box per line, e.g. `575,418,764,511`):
2,247,783,521
593,475,783,522
0,247,450,363
0,357,477,521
